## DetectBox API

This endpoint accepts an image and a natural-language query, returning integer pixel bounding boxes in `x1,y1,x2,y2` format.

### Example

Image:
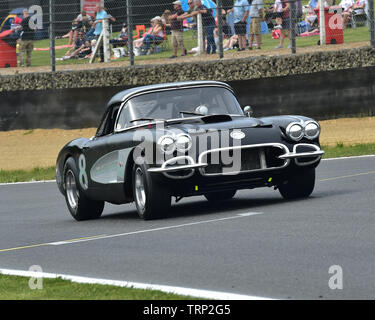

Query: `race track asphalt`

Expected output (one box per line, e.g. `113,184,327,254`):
0,156,374,299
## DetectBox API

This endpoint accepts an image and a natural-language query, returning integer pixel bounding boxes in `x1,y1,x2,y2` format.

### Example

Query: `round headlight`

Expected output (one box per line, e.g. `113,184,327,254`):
176,134,192,152
158,136,176,154
286,123,304,141
304,121,320,140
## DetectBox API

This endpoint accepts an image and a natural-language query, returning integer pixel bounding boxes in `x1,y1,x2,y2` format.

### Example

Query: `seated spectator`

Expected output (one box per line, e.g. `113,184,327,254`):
63,30,86,58
77,40,93,59
300,27,319,36
132,17,164,55
141,17,164,55
297,10,317,34
133,19,156,49
110,23,128,48
340,0,354,26
223,34,239,51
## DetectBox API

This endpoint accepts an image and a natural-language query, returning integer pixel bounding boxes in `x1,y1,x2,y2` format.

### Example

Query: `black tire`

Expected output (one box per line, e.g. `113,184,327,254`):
204,190,237,202
279,168,316,200
132,163,171,220
63,157,104,221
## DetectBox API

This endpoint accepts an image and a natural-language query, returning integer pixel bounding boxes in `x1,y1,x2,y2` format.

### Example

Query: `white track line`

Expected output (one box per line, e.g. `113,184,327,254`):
0,154,374,187
322,154,375,161
0,268,273,300
0,213,263,252
0,180,55,186
48,212,263,246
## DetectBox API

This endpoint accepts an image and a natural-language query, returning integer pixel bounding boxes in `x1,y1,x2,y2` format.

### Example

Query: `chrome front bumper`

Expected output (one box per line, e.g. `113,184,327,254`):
148,143,325,177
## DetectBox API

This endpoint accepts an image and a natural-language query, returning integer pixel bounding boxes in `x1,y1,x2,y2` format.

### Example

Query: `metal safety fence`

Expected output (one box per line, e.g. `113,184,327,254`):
0,0,374,71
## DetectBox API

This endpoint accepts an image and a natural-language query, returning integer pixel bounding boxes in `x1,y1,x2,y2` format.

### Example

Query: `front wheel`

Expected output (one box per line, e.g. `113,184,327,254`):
63,157,104,221
205,190,237,202
279,168,316,200
132,164,171,220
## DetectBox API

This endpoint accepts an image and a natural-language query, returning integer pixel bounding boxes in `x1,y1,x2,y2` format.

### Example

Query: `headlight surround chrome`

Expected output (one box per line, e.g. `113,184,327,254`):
286,122,304,141
158,135,176,155
304,121,320,140
175,134,193,152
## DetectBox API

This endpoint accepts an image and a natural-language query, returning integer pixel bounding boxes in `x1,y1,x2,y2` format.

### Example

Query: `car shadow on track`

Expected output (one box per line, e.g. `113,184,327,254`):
101,194,286,221
100,185,355,222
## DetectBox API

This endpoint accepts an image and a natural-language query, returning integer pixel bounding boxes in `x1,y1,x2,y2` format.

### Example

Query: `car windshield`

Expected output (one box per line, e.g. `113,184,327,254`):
116,86,243,130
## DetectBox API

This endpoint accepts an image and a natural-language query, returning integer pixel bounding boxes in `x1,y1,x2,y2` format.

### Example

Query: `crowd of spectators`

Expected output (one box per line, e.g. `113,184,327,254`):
56,3,117,61
4,0,370,67
49,0,373,61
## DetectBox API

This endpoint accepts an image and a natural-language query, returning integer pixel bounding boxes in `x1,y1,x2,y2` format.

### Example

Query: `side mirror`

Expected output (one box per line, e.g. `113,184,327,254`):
244,106,253,117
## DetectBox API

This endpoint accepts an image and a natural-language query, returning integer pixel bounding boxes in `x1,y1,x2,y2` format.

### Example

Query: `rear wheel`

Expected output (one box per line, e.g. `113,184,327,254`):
63,157,104,221
132,164,171,220
279,168,316,200
205,190,237,202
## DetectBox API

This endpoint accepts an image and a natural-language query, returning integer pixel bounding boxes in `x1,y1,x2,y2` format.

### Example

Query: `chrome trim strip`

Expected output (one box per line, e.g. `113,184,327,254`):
148,156,207,179
147,143,325,178
279,151,325,159
198,143,289,164
198,143,290,176
278,143,325,166
148,163,208,173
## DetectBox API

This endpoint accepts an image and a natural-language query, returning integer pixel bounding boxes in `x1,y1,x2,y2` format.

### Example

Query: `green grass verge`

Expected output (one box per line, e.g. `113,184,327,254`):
0,166,56,183
0,274,193,300
322,143,375,159
0,143,374,184
28,25,371,67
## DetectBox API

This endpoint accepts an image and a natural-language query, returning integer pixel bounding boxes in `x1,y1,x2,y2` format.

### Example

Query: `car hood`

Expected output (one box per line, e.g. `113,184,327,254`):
157,115,284,148
165,115,268,133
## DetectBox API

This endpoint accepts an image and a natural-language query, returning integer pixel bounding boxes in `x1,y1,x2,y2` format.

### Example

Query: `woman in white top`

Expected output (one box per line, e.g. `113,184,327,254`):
134,18,164,49
141,17,164,54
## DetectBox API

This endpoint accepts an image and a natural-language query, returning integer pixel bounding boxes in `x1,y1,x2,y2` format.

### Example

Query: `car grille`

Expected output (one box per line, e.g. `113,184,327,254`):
200,146,287,176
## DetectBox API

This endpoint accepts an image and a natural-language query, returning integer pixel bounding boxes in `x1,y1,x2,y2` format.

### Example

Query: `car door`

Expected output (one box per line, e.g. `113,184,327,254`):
101,102,142,204
82,104,120,201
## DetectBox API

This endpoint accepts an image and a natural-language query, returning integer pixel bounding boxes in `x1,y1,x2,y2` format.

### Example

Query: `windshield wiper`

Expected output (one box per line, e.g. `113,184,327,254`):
180,111,208,117
130,118,155,123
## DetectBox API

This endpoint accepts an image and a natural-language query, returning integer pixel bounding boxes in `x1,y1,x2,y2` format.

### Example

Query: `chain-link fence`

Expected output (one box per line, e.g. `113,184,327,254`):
0,0,374,71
